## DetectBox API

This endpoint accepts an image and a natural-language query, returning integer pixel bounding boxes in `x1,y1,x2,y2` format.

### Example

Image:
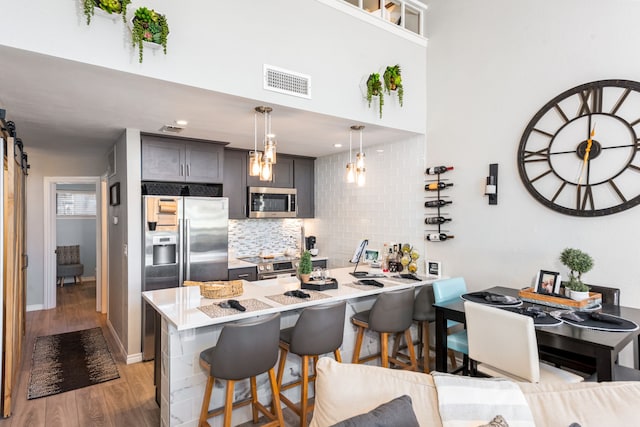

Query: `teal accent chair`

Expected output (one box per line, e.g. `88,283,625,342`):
433,277,469,373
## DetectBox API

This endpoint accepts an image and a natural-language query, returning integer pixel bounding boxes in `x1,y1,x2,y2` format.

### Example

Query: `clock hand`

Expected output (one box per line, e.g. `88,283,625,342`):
577,124,596,185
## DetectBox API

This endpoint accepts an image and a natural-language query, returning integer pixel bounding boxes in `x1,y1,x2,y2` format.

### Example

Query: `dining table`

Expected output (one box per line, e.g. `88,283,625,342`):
434,286,640,381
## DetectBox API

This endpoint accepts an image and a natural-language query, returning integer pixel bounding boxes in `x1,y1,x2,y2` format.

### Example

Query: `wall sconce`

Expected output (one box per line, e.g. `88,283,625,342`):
485,163,498,205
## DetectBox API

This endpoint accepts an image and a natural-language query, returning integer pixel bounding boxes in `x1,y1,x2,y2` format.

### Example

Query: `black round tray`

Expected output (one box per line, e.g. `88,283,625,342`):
301,278,338,291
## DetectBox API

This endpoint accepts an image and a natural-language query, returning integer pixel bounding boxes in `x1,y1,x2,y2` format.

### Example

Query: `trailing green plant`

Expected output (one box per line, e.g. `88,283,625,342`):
298,251,313,275
131,7,170,63
383,64,403,107
366,73,384,118
559,248,594,291
83,0,131,25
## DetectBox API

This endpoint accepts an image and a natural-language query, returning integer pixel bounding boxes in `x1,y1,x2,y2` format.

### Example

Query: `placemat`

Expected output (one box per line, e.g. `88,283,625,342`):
197,299,272,318
461,292,522,307
501,307,562,326
265,291,330,305
344,282,386,291
552,311,639,332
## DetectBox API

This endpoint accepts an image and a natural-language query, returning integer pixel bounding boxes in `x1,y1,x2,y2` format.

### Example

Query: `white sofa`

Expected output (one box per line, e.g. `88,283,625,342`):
310,357,640,427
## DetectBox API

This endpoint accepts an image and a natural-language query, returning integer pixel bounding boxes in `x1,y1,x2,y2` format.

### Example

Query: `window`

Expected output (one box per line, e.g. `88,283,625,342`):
56,191,96,217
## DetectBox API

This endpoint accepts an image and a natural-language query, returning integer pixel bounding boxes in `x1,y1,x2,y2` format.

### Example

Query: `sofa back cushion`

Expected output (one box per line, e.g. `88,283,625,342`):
310,357,442,427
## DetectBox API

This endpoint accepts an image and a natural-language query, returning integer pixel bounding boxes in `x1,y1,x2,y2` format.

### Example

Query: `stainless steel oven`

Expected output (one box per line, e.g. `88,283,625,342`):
248,187,297,218
239,256,299,280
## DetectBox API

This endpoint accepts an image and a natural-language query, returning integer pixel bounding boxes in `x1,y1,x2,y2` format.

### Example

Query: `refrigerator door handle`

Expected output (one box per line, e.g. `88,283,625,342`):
178,219,184,285
185,218,191,281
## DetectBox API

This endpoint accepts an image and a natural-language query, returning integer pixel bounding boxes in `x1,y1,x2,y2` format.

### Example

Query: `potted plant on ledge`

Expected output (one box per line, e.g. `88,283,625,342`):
131,6,170,63
560,248,594,300
298,250,313,283
83,0,131,25
366,72,384,118
383,64,404,107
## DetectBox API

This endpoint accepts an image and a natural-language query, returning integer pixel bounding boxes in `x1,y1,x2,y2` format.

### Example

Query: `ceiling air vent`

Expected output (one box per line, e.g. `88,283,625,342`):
160,125,184,133
264,64,311,99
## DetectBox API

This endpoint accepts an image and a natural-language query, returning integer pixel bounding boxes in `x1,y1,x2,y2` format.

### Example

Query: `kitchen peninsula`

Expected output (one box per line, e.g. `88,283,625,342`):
143,267,438,427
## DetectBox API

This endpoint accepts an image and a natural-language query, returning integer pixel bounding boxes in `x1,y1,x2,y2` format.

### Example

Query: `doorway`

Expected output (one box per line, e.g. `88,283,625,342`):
43,176,105,312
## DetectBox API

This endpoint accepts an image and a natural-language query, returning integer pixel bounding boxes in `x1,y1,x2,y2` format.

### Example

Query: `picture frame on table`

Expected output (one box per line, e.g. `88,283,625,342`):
427,260,442,278
364,249,379,263
109,182,120,206
534,270,561,294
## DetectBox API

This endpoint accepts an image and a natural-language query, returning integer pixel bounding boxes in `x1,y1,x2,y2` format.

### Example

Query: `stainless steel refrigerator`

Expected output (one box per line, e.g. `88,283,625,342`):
142,195,228,360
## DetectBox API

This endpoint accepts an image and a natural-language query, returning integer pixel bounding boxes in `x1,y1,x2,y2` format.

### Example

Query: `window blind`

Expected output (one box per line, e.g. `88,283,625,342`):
56,191,96,216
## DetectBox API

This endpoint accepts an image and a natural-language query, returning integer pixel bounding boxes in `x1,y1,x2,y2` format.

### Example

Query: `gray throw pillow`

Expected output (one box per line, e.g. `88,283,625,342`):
330,395,419,427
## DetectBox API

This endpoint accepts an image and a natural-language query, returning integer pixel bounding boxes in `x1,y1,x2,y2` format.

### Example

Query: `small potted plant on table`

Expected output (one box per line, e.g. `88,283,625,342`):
298,250,313,283
560,248,594,300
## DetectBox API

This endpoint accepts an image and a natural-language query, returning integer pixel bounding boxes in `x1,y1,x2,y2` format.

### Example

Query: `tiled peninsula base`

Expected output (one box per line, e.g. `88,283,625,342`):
160,295,414,427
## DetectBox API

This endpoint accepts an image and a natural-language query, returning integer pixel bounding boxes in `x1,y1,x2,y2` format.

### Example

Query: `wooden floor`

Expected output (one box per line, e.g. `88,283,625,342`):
0,282,305,427
0,281,160,427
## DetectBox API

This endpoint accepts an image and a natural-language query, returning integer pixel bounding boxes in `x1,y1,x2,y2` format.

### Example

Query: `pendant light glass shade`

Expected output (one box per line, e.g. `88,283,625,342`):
250,106,277,181
260,159,273,181
249,151,262,176
347,125,365,186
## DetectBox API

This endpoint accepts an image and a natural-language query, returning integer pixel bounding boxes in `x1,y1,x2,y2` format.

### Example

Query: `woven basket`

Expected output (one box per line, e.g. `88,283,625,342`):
183,280,243,299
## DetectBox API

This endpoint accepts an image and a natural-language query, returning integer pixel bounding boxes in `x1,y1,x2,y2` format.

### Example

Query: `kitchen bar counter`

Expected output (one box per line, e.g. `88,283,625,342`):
143,267,438,427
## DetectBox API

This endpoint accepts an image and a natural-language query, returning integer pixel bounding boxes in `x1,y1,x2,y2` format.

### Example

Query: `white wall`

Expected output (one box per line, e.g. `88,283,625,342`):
25,147,106,306
0,0,426,133
310,136,427,271
425,1,640,303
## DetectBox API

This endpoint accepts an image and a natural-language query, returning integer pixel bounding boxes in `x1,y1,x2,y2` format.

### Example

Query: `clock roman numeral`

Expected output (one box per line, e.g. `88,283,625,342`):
522,147,550,163
629,164,640,172
530,169,552,183
608,179,627,202
553,104,569,123
578,88,603,115
610,88,631,115
577,185,594,211
551,182,567,203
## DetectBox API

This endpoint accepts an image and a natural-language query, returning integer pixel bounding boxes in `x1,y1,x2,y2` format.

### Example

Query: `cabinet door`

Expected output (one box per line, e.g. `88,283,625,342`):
141,137,185,182
294,157,315,218
228,267,257,281
247,155,294,188
185,141,224,183
223,150,247,219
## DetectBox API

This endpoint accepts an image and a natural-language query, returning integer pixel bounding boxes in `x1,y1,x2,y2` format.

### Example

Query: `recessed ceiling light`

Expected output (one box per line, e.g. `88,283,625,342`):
334,143,343,148
376,149,384,153
175,119,188,126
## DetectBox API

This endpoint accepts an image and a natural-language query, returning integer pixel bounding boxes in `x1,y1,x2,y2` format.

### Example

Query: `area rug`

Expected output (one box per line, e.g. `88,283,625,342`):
27,327,119,399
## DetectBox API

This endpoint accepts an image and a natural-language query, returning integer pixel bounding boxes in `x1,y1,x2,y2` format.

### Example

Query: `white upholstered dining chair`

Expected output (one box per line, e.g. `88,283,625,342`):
464,301,584,383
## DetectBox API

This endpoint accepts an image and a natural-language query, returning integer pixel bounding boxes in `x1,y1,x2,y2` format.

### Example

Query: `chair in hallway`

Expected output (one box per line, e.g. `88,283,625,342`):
351,287,417,370
198,313,284,427
56,245,84,287
465,301,584,383
276,301,346,427
432,277,469,373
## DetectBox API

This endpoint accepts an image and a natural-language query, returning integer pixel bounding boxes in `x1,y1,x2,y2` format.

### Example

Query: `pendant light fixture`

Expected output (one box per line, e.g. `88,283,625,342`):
345,127,356,183
250,106,278,181
353,125,366,186
248,112,262,177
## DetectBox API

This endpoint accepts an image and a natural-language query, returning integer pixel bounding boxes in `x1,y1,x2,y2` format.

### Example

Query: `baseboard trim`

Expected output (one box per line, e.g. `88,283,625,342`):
127,353,143,364
26,304,44,312
106,319,128,361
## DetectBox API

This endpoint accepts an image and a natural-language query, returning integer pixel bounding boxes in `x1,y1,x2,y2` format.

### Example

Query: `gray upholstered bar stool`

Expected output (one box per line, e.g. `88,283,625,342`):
392,285,440,373
276,301,346,427
198,313,284,427
351,287,417,370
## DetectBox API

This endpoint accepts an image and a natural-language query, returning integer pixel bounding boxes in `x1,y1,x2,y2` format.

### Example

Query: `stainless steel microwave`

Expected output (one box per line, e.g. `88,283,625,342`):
248,187,297,218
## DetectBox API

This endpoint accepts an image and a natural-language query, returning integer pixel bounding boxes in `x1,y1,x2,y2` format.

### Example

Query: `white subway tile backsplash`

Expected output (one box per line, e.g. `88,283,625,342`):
228,218,303,257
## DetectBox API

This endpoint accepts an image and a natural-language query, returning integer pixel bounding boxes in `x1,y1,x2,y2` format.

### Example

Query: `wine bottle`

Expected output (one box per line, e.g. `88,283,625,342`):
425,182,454,191
425,166,454,175
426,233,454,241
424,200,452,208
424,216,452,225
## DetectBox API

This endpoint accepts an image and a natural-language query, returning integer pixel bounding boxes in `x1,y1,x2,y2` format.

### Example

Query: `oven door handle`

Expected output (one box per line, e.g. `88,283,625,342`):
261,275,278,280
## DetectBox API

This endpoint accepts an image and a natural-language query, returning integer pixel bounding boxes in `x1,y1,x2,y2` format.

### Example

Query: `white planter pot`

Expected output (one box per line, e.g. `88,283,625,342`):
570,290,590,301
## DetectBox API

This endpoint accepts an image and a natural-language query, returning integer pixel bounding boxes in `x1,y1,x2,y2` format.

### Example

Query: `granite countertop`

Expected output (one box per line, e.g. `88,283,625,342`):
143,266,439,330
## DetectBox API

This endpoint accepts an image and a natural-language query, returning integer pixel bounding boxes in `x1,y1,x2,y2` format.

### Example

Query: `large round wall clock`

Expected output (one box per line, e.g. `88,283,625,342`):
518,79,640,217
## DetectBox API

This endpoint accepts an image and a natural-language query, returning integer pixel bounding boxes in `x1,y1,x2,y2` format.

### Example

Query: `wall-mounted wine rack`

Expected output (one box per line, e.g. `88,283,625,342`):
424,166,454,242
